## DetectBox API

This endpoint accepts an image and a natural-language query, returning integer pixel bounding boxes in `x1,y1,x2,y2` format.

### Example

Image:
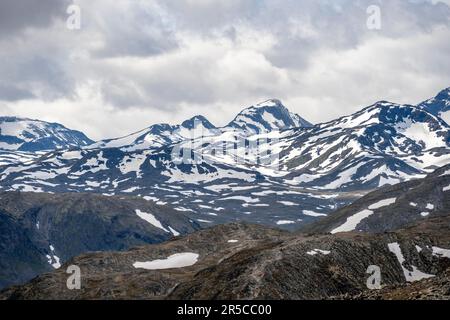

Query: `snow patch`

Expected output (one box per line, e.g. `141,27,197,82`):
331,210,373,234
46,245,61,269
307,249,331,256
278,201,297,206
135,209,170,233
276,220,296,225
168,226,180,237
133,252,199,270
303,210,327,217
432,246,450,258
368,198,396,210
388,242,434,282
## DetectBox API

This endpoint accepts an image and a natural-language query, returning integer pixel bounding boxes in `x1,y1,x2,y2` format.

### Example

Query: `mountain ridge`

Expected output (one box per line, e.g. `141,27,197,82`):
418,87,450,124
0,116,93,152
2,202,449,299
0,88,449,230
87,99,311,151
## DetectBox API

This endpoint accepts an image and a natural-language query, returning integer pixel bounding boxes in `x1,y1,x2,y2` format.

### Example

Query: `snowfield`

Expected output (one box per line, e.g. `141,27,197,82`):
331,198,398,234
368,198,397,210
331,209,374,234
133,252,199,270
432,246,450,258
135,209,180,236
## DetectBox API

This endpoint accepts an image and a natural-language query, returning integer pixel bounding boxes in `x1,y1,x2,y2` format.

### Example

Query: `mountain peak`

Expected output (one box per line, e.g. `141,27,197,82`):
255,99,284,108
227,99,312,133
436,87,450,99
0,117,93,152
180,115,216,130
418,87,450,123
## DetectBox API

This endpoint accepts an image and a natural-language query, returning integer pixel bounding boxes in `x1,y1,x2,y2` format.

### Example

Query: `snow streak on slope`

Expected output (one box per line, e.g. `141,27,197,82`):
388,242,435,282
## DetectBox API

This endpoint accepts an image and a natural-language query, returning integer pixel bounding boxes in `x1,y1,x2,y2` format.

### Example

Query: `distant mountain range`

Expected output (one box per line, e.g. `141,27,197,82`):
0,117,93,152
88,99,312,151
0,87,449,296
0,88,448,230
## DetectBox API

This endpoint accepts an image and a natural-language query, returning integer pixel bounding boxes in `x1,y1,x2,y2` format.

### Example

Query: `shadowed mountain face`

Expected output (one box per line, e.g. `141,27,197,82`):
418,87,450,124
0,192,199,290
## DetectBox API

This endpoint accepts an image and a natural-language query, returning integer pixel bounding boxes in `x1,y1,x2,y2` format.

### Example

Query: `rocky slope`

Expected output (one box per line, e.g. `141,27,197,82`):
2,215,449,300
338,268,450,300
302,164,450,234
0,192,199,290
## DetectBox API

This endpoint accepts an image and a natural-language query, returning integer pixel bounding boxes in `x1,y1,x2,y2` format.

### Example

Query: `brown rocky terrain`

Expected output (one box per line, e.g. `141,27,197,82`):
1,215,449,300
336,268,450,300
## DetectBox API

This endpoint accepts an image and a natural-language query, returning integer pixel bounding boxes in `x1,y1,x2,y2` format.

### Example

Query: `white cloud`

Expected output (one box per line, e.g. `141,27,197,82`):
0,0,449,140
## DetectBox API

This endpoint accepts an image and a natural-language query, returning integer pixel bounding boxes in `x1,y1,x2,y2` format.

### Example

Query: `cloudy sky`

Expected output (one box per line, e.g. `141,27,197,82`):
0,0,449,140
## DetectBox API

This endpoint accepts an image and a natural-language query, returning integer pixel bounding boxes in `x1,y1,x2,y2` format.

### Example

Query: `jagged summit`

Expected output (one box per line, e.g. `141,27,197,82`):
181,115,216,130
88,99,311,150
255,98,284,107
227,99,312,133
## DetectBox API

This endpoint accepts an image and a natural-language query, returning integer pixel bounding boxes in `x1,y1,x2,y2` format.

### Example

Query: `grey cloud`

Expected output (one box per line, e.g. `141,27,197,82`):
89,1,179,58
0,49,76,102
154,0,450,71
0,83,35,101
0,0,71,38
161,0,260,31
0,0,449,138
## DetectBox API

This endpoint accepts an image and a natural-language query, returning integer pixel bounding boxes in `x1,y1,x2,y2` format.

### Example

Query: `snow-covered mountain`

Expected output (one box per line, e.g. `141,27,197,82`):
88,115,220,151
89,100,310,151
418,87,450,124
0,117,93,152
277,101,450,190
227,99,312,134
0,90,449,229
